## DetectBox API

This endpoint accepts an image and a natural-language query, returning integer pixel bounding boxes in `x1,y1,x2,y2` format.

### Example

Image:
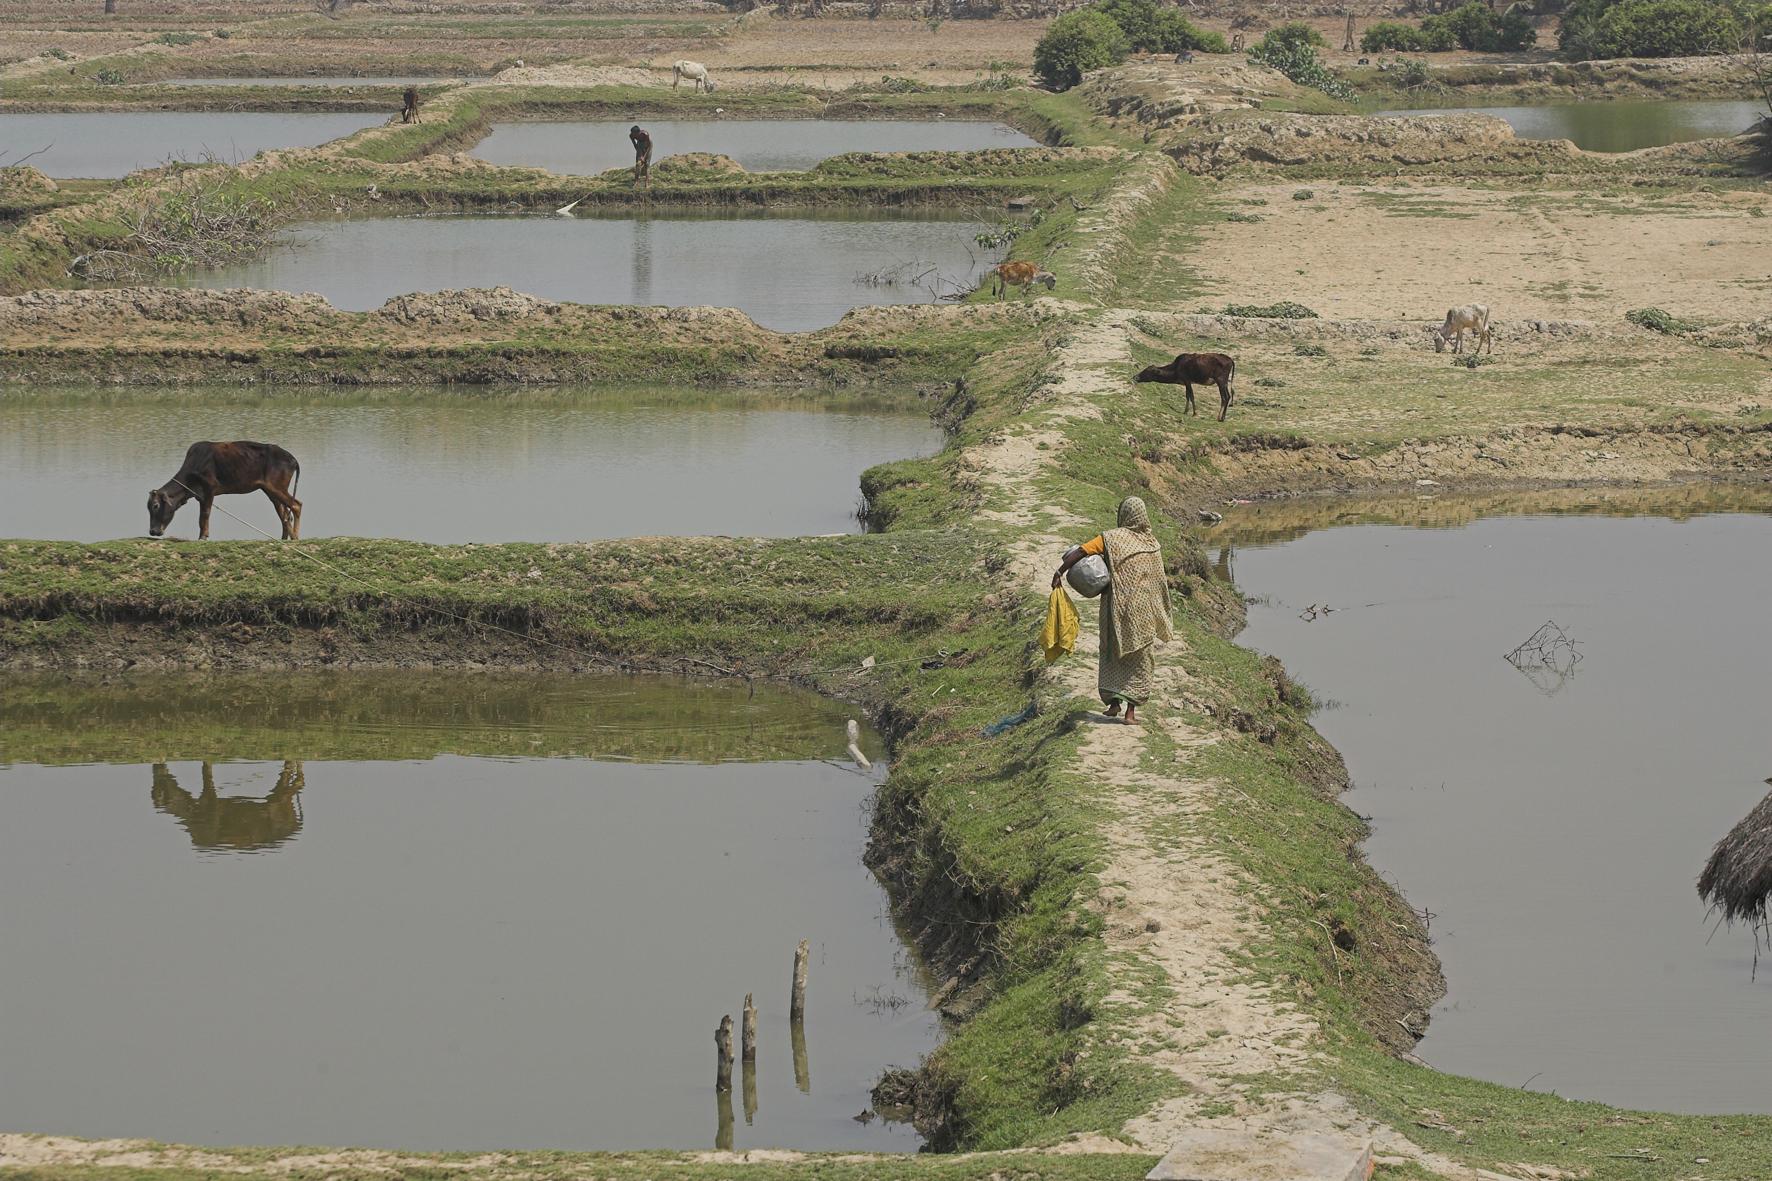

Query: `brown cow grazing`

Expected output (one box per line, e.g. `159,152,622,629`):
401,86,420,124
148,441,302,540
1134,352,1238,421
990,260,1056,299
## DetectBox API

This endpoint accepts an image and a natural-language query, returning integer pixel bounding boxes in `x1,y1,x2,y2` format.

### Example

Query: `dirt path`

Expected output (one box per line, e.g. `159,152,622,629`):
960,308,1523,1180
1185,181,1772,322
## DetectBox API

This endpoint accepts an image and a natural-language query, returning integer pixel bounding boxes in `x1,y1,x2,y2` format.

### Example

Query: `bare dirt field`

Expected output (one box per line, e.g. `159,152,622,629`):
1184,180,1772,322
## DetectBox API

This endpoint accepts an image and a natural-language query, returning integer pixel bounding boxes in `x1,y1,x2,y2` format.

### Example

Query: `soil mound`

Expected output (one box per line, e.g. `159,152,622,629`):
376,287,564,323
1169,112,1576,176
0,166,58,196
0,287,341,332
653,152,746,176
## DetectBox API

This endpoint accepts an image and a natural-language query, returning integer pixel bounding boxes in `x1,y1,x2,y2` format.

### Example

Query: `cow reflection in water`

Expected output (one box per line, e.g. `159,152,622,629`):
150,761,305,852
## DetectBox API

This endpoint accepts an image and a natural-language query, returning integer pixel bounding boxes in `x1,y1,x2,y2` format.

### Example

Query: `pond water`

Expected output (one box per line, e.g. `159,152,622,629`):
0,672,937,1152
159,76,461,87
1217,494,1772,1113
470,118,1039,174
167,211,997,331
1379,99,1766,152
0,389,941,542
0,112,384,178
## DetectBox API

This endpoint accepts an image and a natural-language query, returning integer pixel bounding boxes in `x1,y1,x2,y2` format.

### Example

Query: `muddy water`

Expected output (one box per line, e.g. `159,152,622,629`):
0,388,941,542
0,672,937,1151
0,112,383,178
1218,498,1772,1113
1379,99,1765,152
470,119,1038,174
169,211,997,331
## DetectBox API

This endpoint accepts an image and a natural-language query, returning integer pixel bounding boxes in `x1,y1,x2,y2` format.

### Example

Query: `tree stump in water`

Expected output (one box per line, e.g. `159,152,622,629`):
715,1014,734,1092
790,939,808,1022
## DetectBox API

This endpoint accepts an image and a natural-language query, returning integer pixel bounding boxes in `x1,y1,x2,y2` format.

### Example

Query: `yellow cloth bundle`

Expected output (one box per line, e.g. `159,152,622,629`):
1041,586,1079,663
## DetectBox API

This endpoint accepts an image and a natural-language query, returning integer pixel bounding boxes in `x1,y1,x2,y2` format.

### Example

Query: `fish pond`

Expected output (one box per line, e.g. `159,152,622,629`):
0,112,383,178
1214,489,1772,1114
469,118,1039,174
1379,99,1766,152
0,388,942,542
0,672,938,1152
167,211,999,331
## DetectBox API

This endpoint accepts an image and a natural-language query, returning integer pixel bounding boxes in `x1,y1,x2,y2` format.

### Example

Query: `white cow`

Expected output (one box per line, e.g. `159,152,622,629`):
672,60,716,92
1433,304,1492,354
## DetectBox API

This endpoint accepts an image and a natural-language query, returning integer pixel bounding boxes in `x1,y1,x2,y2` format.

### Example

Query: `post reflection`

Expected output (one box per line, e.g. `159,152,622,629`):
150,760,305,853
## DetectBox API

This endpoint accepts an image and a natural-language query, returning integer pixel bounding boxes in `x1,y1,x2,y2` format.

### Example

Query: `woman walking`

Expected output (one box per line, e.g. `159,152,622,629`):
1051,496,1174,724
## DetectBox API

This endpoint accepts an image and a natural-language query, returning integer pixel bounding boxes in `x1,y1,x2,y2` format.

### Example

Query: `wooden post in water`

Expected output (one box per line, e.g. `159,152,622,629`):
790,940,809,1023
715,1014,734,1093
846,719,872,770
715,1085,734,1151
742,994,758,1062
790,940,811,1091
741,992,759,1124
791,1011,811,1093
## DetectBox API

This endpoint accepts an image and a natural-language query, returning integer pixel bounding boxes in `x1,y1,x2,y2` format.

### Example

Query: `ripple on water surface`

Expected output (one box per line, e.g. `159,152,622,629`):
0,672,937,1151
1216,492,1772,1113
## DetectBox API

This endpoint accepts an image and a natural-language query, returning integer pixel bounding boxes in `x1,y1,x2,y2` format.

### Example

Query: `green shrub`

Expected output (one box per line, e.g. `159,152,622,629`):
1249,23,1354,100
1219,301,1319,318
1559,0,1741,57
1419,2,1537,51
1034,9,1129,89
1361,21,1425,51
876,74,927,92
214,28,232,38
94,67,125,85
1627,306,1698,333
1396,56,1434,87
152,31,205,46
1294,343,1329,356
1089,0,1221,53
45,46,73,61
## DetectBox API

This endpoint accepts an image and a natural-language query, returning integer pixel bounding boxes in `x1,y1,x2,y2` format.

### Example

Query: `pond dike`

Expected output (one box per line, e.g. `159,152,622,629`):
7,65,1772,1181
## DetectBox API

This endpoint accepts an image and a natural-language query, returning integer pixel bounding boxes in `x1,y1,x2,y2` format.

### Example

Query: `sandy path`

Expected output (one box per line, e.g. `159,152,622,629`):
961,307,1523,1180
1186,182,1772,322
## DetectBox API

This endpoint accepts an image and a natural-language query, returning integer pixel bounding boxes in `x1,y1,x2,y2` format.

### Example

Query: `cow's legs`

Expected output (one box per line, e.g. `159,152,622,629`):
1216,378,1231,422
197,495,214,540
1182,382,1197,417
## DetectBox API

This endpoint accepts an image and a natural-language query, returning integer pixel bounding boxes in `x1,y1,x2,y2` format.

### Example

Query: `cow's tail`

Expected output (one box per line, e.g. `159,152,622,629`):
1228,356,1236,395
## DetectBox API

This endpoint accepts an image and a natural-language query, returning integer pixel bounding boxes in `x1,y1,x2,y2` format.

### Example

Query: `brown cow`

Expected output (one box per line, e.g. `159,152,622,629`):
1134,352,1238,421
990,260,1056,299
401,86,420,124
148,441,302,540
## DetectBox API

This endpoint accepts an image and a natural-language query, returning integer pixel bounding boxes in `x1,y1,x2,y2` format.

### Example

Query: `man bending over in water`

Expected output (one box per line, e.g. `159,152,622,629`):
630,124,652,183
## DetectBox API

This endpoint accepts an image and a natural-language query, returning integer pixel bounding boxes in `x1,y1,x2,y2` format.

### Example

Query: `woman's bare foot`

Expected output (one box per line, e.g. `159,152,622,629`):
1104,702,1122,718
1123,705,1140,725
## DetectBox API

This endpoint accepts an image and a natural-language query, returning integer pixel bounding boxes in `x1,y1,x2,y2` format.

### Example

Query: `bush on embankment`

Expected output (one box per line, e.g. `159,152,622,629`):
1361,4,1537,53
1559,0,1746,59
1248,22,1356,102
1033,0,1226,91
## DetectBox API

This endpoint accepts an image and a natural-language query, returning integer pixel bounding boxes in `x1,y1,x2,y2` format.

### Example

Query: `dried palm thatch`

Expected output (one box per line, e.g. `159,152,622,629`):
1698,784,1772,927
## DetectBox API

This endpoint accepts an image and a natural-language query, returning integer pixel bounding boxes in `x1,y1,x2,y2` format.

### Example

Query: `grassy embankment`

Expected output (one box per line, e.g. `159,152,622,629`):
0,79,1122,298
7,51,1772,1181
0,337,1211,1165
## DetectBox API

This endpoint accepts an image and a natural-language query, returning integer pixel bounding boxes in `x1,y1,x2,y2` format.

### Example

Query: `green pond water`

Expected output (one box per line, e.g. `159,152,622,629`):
0,672,936,1151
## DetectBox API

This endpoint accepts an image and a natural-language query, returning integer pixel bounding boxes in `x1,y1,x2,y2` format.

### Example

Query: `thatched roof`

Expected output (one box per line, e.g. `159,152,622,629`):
1698,786,1772,926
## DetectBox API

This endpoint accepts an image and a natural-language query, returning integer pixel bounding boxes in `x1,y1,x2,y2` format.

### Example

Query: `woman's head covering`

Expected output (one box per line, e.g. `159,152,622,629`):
1117,496,1152,532
1102,495,1172,656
